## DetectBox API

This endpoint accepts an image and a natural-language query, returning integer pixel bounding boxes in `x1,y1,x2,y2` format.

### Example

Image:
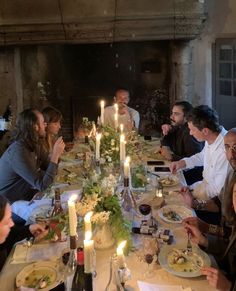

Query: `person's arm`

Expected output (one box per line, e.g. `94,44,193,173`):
11,143,58,192
183,146,205,169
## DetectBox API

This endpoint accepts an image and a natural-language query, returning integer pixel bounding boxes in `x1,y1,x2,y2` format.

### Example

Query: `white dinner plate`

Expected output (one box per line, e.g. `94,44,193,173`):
158,243,211,277
158,175,179,187
157,205,195,224
16,261,63,290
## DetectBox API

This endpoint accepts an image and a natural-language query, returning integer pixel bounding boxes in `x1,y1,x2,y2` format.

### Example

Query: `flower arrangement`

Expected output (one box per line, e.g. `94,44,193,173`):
75,171,132,251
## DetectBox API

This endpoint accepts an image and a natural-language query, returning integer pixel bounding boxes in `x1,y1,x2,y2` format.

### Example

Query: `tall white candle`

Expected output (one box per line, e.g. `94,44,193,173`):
124,157,130,178
84,231,94,273
114,113,118,129
68,195,78,236
120,134,126,162
116,240,126,268
95,133,102,160
120,123,124,133
114,103,118,115
100,100,105,125
84,211,93,233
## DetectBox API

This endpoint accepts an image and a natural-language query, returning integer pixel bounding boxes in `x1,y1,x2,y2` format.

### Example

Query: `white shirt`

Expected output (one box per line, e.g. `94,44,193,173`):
103,105,140,131
183,127,229,200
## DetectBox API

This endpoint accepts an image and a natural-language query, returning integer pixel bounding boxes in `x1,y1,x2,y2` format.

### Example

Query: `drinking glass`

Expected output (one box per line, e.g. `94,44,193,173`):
142,237,158,278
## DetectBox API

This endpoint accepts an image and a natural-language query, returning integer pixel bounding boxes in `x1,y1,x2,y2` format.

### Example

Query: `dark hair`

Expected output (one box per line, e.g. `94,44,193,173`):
0,195,9,221
115,88,130,97
222,176,236,226
174,101,193,116
42,107,62,124
11,108,39,151
186,105,220,133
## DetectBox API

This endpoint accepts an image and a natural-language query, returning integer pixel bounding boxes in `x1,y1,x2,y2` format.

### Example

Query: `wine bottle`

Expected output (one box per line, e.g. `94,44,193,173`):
51,188,63,217
71,248,85,291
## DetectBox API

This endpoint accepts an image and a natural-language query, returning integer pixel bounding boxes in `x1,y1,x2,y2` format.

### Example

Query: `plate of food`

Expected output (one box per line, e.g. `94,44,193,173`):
157,205,195,224
158,175,179,187
158,243,211,277
16,261,63,290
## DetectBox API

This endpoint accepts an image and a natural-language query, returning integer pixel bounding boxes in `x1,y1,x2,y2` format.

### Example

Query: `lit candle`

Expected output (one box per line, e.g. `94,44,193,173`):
120,134,126,162
120,123,124,133
116,240,126,268
68,195,78,236
84,231,94,273
114,113,118,129
95,133,102,160
100,100,105,125
84,211,93,233
124,157,130,178
114,103,118,115
156,189,163,197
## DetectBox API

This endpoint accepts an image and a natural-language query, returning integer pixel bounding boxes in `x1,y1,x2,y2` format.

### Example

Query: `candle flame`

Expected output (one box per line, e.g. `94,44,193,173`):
114,103,118,110
125,156,130,163
85,230,92,241
117,240,126,252
120,133,125,142
120,124,124,132
100,100,105,107
84,211,93,222
68,194,78,204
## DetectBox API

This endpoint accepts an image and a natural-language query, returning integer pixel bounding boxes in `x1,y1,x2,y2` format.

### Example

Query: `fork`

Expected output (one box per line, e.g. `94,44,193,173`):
186,231,192,254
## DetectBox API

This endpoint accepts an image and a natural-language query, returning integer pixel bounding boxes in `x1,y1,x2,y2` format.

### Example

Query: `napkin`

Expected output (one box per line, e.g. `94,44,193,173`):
137,281,192,291
11,244,29,264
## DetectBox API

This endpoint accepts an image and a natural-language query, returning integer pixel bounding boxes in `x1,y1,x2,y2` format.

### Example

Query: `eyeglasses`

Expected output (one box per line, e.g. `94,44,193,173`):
224,144,236,153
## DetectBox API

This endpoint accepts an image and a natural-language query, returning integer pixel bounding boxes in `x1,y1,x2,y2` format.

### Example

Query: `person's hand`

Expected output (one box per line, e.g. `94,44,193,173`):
184,223,208,247
180,186,193,207
51,136,65,163
160,146,172,160
29,224,48,240
183,217,209,233
169,160,186,174
161,124,172,135
201,267,232,291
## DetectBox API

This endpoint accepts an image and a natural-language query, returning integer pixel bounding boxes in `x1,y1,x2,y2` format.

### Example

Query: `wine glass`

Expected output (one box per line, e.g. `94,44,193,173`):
142,237,158,278
138,204,151,224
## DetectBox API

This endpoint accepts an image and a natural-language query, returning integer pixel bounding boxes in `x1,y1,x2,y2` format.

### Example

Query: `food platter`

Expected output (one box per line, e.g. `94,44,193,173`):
16,261,63,290
157,205,195,224
158,243,211,277
158,175,179,187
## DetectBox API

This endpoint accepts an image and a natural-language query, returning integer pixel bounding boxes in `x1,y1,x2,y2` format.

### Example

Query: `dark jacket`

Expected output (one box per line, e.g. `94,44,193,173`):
0,140,58,203
207,228,236,290
161,123,204,161
0,225,32,272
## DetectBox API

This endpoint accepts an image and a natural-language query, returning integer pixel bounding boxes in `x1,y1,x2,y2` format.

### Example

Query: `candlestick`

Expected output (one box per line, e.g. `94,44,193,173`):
120,134,126,163
84,211,93,233
124,157,130,178
95,133,102,160
116,241,126,268
68,195,78,237
100,100,105,125
84,231,94,273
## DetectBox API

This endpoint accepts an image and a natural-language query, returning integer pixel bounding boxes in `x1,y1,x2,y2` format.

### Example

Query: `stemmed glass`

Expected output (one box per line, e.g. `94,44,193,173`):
142,237,158,278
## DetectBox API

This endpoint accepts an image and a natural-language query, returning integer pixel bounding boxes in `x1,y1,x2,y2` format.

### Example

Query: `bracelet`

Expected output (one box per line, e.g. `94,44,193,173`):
193,199,207,211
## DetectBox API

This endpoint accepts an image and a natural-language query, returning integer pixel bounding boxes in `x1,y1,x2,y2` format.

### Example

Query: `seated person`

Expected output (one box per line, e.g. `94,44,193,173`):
161,101,204,185
0,108,65,204
41,106,62,154
184,179,236,291
181,128,236,225
0,195,47,271
170,105,229,200
103,88,140,132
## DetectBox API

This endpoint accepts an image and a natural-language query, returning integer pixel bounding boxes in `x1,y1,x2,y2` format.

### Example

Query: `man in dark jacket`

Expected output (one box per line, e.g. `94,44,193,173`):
161,101,204,184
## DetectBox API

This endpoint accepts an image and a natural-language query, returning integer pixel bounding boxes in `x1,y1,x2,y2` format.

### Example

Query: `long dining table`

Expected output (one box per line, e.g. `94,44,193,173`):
0,138,218,291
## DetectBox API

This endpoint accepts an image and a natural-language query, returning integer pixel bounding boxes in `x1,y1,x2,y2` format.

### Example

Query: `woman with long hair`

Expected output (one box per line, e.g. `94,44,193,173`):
42,106,62,154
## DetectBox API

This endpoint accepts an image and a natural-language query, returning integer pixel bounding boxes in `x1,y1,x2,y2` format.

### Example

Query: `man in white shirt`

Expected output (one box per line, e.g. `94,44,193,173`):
103,88,140,131
170,105,229,200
